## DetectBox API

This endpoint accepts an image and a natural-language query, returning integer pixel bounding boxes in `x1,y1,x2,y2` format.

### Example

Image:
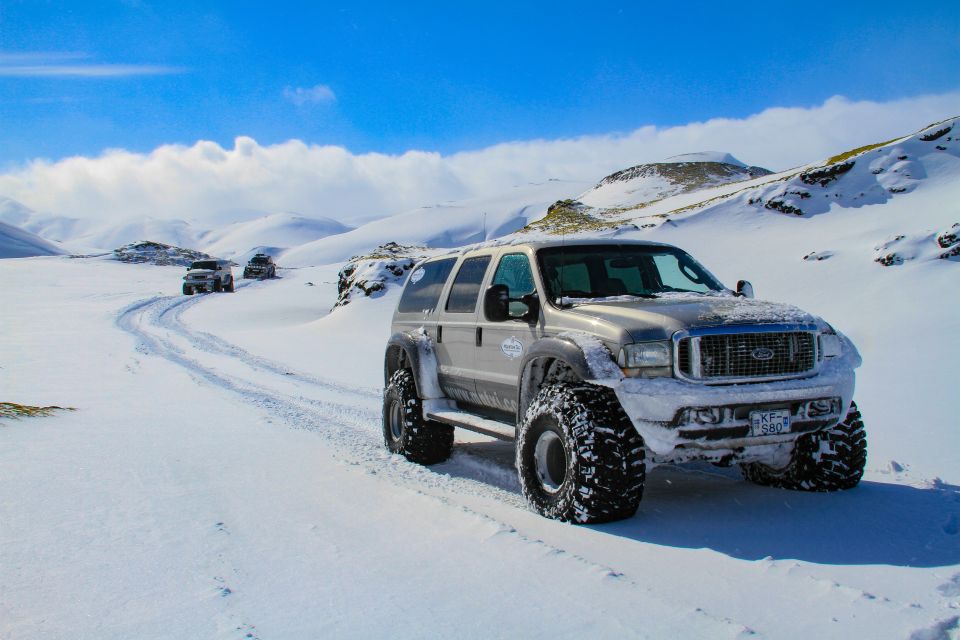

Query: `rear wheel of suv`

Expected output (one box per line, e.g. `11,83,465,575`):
516,383,646,524
741,401,867,491
382,369,454,465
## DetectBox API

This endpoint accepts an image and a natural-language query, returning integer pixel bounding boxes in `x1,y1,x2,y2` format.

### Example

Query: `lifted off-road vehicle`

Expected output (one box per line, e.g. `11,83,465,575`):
243,253,277,279
183,259,234,295
382,239,865,523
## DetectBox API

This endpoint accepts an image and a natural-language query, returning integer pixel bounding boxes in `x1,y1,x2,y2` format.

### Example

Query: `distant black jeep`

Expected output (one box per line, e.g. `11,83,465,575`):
243,254,277,279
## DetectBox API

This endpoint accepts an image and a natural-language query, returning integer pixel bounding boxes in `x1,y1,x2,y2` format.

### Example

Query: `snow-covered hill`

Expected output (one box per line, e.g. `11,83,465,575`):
200,212,352,265
0,219,67,258
281,178,588,266
578,152,772,209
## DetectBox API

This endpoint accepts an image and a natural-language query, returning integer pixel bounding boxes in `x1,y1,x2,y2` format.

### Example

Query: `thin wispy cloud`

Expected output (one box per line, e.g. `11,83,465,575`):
283,84,337,106
0,52,184,77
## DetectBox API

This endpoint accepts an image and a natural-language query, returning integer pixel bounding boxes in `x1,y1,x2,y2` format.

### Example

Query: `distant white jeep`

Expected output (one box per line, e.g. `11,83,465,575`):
182,259,234,295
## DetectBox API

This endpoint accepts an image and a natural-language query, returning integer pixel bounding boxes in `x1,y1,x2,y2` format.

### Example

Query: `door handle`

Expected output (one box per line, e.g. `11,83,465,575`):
437,325,442,343
475,327,482,347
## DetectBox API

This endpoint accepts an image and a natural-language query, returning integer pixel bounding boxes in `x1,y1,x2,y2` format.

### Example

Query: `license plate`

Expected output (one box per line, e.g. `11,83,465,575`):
749,409,791,436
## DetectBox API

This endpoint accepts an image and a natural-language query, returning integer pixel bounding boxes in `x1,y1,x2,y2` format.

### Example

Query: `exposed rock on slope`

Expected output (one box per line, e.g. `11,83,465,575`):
111,240,214,266
335,242,431,308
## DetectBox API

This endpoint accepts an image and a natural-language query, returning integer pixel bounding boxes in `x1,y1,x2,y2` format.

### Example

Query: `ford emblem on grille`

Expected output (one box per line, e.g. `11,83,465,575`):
751,347,775,361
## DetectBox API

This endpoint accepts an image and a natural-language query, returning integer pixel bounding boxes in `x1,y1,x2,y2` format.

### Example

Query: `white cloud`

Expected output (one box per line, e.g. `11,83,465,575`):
1,92,957,225
283,84,337,106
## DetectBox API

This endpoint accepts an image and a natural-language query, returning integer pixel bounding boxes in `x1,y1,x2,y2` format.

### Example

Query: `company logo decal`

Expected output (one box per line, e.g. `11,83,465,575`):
751,347,775,361
501,337,524,359
409,268,425,284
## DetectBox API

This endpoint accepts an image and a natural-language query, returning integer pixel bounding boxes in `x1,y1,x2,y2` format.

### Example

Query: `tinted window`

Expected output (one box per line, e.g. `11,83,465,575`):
398,258,456,314
445,256,491,313
537,245,723,301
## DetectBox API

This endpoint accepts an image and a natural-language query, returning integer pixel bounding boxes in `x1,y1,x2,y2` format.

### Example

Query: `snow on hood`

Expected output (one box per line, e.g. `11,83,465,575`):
564,294,819,341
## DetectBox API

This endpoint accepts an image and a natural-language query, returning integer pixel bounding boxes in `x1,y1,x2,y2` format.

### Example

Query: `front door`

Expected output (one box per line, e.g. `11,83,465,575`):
475,252,542,418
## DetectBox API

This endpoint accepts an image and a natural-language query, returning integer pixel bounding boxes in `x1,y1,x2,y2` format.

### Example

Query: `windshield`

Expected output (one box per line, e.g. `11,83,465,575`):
190,260,218,270
250,256,270,265
537,245,724,303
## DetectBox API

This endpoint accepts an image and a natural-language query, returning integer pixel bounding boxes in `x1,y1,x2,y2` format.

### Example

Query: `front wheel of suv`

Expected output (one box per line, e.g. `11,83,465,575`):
382,369,454,465
516,383,646,524
741,401,867,491
182,284,193,295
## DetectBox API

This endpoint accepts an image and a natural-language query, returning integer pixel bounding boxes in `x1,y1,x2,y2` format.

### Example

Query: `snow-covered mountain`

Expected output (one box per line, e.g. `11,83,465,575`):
578,152,772,210
0,219,67,258
280,178,588,267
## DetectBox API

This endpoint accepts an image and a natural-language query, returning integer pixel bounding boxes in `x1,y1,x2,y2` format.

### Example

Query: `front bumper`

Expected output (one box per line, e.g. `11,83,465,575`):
613,357,856,459
184,277,217,290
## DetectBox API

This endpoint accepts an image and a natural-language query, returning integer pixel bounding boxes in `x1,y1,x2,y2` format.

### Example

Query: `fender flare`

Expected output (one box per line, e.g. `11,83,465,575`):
516,335,619,420
384,331,444,400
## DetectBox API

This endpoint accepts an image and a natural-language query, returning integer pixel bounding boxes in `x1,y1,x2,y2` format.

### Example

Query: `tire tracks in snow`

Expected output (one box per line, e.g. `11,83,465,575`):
114,293,754,637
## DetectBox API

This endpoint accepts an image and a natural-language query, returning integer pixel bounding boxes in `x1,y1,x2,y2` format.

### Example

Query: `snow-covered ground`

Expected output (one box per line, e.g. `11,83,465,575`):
1,245,958,639
2,117,959,638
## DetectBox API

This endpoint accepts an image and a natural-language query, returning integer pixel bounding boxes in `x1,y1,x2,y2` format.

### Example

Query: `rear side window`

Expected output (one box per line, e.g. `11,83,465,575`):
445,255,492,313
398,258,456,313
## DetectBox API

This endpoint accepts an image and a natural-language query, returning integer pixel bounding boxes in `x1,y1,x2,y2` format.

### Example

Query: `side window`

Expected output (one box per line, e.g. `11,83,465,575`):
445,255,492,313
492,253,536,315
398,258,456,313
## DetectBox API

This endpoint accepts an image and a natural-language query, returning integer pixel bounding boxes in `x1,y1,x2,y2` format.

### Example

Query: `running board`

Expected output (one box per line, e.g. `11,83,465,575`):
426,410,516,442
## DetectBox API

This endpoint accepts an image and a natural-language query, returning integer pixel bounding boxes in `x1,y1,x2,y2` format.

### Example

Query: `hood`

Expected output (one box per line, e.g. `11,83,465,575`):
564,294,820,342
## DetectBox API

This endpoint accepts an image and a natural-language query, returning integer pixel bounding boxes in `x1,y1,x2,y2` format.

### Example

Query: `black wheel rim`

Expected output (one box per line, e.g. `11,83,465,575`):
388,399,404,441
533,429,567,494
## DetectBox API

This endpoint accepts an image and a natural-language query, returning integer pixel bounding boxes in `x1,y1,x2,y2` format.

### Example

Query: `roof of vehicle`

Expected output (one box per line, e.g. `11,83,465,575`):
188,258,231,267
422,237,676,263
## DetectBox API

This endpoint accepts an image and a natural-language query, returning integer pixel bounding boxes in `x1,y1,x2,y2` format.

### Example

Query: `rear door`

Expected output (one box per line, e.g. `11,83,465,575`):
434,254,493,405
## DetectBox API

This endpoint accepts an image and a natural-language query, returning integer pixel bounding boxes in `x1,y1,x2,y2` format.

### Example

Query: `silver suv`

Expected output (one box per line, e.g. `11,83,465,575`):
183,259,234,295
382,239,865,523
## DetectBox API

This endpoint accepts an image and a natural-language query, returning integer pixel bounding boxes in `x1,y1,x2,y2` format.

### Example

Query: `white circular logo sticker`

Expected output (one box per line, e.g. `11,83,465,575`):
501,337,524,359
409,268,425,284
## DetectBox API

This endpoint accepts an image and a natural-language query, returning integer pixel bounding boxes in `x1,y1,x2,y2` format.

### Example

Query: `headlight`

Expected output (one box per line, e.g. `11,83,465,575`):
618,341,672,368
820,332,842,358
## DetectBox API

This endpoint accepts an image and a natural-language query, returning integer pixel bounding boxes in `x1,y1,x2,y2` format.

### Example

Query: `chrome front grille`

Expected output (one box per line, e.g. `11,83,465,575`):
676,326,818,382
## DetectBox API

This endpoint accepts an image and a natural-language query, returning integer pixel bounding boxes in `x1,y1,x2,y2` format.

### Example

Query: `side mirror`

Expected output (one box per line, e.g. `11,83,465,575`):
484,284,510,322
519,293,540,323
736,280,755,299
217,266,223,271
484,285,540,323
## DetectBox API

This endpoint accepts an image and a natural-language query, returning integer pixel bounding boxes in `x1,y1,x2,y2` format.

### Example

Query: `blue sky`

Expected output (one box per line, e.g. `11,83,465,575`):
0,0,957,165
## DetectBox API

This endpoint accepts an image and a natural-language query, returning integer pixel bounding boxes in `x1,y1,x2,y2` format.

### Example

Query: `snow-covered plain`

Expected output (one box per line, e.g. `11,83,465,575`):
2,120,960,638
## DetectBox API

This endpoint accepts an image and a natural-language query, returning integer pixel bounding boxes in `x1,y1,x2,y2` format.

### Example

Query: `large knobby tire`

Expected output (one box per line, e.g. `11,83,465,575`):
182,284,194,295
382,369,454,465
213,279,223,292
741,401,867,491
225,278,235,292
516,383,646,524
